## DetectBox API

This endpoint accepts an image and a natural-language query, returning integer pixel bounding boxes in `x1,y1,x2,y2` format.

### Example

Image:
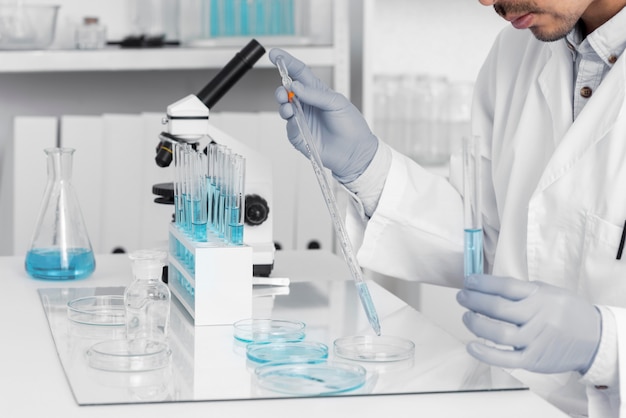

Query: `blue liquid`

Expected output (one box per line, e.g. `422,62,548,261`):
228,223,244,245
191,199,207,242
25,248,95,280
464,228,484,277
356,281,381,336
225,205,243,245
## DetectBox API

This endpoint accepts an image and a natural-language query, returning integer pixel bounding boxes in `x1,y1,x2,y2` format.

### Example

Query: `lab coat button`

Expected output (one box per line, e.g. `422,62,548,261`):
580,86,593,98
608,55,618,64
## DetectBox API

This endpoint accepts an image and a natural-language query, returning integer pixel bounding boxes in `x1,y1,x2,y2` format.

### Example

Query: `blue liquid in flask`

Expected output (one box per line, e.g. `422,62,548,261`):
464,228,484,277
25,248,95,280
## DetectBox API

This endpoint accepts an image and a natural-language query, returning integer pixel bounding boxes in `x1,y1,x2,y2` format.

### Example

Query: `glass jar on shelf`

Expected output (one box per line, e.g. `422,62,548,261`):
75,16,107,49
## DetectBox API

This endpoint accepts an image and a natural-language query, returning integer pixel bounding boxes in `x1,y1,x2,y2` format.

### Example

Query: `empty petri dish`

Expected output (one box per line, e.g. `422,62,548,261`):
233,318,305,343
333,335,415,362
86,339,172,372
67,295,125,326
255,361,367,396
246,341,328,364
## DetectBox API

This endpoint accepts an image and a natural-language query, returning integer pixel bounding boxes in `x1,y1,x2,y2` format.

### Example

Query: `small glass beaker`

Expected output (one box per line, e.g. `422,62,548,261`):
25,148,95,280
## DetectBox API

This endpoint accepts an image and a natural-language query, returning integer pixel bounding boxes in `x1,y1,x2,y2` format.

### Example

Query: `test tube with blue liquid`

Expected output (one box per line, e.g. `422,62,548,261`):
463,135,484,277
219,147,233,239
173,143,184,229
226,154,245,245
191,152,208,242
208,143,222,232
211,145,226,233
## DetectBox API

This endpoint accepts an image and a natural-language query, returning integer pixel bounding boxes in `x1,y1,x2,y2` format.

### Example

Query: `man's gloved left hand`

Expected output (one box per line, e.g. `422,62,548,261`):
456,274,602,374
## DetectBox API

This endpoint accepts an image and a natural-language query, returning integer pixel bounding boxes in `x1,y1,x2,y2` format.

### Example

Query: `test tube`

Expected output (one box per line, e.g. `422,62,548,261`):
206,143,216,232
182,145,193,236
463,135,483,277
173,142,183,228
226,154,245,245
210,145,223,234
217,148,232,239
191,152,208,242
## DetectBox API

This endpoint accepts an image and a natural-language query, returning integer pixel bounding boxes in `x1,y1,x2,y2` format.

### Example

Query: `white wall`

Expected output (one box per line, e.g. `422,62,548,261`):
367,0,506,81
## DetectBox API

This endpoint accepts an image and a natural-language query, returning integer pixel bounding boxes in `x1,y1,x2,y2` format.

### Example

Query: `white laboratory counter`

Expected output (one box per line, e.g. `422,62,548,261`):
0,250,568,418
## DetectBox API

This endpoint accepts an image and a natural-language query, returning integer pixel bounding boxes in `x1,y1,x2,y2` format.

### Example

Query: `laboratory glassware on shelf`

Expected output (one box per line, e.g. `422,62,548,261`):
182,0,310,46
372,74,474,166
25,147,96,280
463,135,483,277
275,55,381,336
75,16,107,49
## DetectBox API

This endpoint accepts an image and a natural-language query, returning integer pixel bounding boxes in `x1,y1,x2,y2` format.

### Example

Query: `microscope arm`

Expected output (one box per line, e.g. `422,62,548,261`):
156,39,266,167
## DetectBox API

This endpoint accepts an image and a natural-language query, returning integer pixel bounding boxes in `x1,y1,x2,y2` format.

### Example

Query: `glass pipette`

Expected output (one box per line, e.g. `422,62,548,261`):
275,56,382,336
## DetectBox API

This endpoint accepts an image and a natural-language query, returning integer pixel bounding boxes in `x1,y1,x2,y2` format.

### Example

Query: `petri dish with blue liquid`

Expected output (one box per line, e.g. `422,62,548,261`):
233,318,306,343
246,341,328,364
254,361,367,396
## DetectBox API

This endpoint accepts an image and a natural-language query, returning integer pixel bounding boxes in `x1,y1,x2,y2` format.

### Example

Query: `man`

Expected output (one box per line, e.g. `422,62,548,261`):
270,0,626,417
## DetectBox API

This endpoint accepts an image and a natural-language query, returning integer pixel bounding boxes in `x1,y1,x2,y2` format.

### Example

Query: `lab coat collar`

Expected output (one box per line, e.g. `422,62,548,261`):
534,40,626,194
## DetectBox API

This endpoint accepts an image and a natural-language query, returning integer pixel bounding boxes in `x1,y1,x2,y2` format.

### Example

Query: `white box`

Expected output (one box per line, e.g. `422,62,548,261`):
168,224,253,326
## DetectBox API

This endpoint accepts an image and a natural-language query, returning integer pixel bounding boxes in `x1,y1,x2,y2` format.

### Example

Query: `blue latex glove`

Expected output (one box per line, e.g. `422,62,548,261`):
269,48,378,183
456,274,602,374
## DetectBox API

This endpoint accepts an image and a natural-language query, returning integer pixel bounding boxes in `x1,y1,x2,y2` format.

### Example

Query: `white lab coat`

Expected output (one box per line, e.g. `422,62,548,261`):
347,26,626,418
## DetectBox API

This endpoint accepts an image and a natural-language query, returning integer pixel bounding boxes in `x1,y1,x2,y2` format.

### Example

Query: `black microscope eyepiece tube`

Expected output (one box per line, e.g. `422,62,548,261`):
197,39,266,109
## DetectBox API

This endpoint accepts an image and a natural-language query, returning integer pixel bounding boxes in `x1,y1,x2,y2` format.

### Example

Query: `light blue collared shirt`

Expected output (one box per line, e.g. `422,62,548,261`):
566,6,626,119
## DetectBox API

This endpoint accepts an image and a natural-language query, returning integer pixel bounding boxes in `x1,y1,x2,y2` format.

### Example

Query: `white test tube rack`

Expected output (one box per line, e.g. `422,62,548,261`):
168,224,253,326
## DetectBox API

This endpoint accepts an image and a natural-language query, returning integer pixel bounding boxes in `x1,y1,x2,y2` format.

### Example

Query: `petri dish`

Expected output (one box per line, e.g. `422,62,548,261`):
255,361,367,396
67,295,125,326
246,341,328,364
333,335,415,362
86,339,172,372
233,318,305,343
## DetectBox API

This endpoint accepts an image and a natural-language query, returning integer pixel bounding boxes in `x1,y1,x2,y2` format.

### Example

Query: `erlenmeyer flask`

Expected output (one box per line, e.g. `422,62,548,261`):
25,147,95,280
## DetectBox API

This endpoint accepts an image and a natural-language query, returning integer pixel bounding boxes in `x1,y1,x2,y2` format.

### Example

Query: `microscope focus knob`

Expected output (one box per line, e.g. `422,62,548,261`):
245,194,270,226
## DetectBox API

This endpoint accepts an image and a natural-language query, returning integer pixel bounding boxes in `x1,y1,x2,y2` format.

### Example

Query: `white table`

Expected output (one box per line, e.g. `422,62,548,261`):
0,251,568,418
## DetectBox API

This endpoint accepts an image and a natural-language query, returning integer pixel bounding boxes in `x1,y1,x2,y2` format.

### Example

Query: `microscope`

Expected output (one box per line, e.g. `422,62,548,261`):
153,39,275,277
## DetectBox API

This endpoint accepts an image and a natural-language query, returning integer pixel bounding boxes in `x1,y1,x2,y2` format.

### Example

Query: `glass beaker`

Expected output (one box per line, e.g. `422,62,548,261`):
25,148,95,280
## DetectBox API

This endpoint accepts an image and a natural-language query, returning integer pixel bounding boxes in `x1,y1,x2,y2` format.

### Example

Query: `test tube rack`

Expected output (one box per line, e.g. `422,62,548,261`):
168,224,253,326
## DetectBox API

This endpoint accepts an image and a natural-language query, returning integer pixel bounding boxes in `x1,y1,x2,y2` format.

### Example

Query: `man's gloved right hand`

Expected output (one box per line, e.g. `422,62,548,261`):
269,48,378,183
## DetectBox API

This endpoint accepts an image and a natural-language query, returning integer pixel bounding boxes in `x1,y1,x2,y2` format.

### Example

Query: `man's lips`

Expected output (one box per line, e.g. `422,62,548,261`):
509,13,534,29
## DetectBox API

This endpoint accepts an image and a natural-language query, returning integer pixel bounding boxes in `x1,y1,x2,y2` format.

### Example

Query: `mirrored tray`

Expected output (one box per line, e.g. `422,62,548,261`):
38,281,526,406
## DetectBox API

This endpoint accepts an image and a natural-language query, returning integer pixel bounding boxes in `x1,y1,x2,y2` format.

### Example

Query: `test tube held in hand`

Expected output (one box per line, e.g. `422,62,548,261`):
463,135,484,277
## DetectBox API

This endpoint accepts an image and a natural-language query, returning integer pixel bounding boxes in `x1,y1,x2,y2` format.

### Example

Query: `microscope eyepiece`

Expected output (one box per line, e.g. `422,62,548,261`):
197,39,266,109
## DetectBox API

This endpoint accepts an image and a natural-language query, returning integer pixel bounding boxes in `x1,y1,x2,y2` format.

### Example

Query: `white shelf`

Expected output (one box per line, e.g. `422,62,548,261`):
0,45,338,73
